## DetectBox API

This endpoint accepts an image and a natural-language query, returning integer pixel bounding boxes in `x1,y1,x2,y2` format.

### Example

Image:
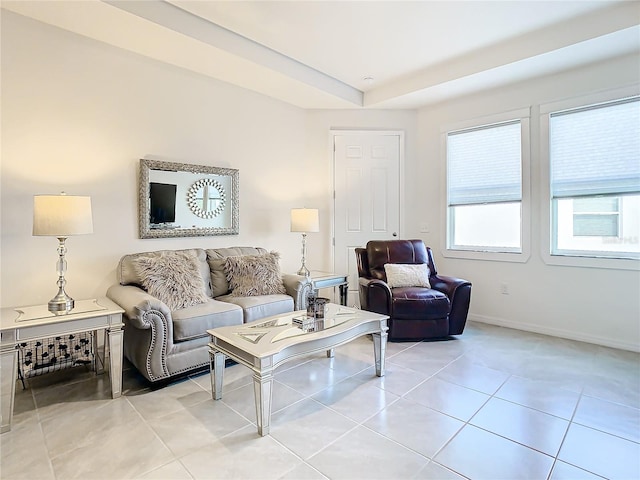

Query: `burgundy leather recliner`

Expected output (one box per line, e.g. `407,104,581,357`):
355,239,472,341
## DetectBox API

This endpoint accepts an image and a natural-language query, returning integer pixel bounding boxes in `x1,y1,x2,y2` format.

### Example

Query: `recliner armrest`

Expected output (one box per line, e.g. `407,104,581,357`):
430,275,472,335
358,277,392,315
430,275,471,300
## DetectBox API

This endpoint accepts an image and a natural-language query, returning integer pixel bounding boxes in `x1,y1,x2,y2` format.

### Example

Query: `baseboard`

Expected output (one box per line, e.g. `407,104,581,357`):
468,313,640,353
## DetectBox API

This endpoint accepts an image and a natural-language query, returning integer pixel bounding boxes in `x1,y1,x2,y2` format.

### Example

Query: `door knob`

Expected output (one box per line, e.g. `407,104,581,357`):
392,232,397,237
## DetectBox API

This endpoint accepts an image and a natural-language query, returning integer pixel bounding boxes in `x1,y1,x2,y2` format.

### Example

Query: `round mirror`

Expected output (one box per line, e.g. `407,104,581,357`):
187,178,226,219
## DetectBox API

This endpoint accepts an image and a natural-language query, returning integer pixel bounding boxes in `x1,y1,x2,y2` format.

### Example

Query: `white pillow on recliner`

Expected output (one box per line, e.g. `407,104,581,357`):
384,263,431,288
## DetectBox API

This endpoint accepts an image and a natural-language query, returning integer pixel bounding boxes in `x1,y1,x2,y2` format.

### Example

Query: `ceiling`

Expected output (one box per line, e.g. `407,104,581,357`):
2,0,639,109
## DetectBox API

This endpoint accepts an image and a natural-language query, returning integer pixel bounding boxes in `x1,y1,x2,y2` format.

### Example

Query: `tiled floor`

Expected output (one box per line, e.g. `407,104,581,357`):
1,321,639,480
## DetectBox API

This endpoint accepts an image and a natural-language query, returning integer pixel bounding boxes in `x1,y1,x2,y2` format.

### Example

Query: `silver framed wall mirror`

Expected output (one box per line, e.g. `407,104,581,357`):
139,159,239,238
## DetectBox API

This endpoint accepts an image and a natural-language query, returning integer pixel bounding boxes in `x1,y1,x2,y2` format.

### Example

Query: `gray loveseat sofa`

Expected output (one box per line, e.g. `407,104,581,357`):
107,246,309,383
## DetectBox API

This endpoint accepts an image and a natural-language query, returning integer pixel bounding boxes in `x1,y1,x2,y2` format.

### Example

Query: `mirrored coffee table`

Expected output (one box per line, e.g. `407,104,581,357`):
207,304,388,436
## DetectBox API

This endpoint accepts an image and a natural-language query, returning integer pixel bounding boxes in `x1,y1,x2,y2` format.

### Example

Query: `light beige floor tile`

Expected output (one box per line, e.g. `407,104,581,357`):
582,374,640,409
558,423,640,479
278,463,329,480
307,425,428,480
312,376,399,423
405,377,490,421
0,415,54,480
126,377,211,421
190,362,253,394
495,375,581,419
573,395,640,442
351,362,431,397
41,396,141,458
180,425,302,480
50,417,173,479
470,397,570,456
148,400,251,457
325,351,376,377
413,461,467,480
137,460,193,480
435,425,554,480
388,342,462,374
549,461,605,479
365,398,464,458
220,379,306,421
270,398,358,459
31,374,113,423
435,358,510,394
274,358,352,396
2,321,639,480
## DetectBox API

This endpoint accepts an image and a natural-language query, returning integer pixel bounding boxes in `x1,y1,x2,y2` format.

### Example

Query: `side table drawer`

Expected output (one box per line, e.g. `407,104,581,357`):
16,315,108,341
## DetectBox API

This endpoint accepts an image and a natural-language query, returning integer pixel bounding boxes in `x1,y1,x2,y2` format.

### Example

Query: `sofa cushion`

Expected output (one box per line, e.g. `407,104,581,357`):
206,247,268,297
172,299,243,342
118,248,213,297
217,294,294,323
384,263,431,288
224,252,286,296
133,251,210,311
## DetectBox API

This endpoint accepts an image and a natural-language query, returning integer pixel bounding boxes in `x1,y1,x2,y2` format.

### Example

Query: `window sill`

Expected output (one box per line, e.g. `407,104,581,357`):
542,251,640,270
443,248,530,263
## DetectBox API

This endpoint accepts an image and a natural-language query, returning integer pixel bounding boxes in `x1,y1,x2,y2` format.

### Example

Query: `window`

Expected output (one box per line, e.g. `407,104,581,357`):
446,116,527,257
549,96,640,259
572,197,619,237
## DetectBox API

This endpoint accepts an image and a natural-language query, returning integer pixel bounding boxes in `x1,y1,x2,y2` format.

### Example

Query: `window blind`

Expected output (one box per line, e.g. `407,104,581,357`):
447,121,522,206
550,97,640,199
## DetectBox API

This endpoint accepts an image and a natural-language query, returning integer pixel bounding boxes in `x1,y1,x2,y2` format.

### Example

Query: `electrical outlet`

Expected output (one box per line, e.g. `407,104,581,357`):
500,283,509,295
420,222,430,233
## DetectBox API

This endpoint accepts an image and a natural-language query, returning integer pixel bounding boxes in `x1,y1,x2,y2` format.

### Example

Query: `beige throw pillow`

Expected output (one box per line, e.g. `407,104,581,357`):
384,263,431,288
224,252,286,297
133,251,209,310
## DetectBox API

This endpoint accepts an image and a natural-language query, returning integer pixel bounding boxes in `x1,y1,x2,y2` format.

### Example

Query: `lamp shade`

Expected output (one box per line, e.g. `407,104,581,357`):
33,194,93,236
290,208,319,233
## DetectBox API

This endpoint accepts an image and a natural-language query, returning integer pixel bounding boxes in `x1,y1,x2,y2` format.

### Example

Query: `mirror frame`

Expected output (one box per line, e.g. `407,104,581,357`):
139,159,239,238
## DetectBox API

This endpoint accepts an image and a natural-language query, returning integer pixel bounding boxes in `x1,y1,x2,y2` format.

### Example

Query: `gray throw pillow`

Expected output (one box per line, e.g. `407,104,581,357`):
224,252,286,297
133,251,209,310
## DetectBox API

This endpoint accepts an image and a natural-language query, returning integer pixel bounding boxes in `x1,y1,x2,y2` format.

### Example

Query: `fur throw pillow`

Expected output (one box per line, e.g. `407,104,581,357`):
133,251,209,310
384,263,431,288
224,252,286,297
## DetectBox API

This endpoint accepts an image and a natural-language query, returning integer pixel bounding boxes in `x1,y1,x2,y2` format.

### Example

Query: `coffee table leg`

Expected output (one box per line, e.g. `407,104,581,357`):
210,351,225,400
372,330,387,377
253,371,273,436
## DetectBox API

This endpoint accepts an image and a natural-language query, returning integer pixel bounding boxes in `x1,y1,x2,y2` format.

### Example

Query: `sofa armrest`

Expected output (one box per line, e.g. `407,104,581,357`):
282,273,312,310
106,284,174,380
358,277,392,315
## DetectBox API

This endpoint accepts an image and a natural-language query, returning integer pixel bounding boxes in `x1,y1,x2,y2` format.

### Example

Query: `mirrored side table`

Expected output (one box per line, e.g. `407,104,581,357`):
0,298,124,433
299,271,348,309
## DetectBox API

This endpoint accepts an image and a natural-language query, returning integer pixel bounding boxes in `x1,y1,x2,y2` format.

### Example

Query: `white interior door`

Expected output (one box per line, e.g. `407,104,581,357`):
333,132,401,307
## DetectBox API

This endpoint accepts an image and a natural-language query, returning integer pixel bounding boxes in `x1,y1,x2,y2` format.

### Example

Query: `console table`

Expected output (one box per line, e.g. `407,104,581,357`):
303,271,348,308
0,298,124,433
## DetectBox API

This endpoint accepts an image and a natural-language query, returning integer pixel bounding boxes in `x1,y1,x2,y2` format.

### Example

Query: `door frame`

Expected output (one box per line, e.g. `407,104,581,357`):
329,129,405,274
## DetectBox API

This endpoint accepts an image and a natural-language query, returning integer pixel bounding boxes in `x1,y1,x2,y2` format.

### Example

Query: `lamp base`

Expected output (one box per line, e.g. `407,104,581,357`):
48,290,74,314
296,265,310,277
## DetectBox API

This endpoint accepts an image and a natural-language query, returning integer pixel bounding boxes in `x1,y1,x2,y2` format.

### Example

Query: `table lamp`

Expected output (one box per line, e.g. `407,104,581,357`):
290,208,319,277
33,193,93,313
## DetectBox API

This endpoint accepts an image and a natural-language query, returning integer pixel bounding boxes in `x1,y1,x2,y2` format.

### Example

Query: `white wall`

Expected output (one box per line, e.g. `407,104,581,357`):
416,54,640,352
0,11,313,307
